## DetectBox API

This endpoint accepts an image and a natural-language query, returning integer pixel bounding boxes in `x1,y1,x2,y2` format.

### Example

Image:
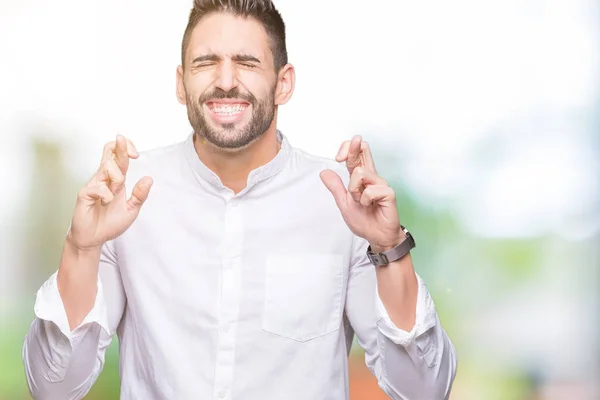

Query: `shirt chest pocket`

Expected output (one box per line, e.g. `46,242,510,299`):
262,254,345,342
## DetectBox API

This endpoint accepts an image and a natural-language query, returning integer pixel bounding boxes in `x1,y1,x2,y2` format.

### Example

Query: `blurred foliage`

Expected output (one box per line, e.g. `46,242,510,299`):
0,325,30,399
22,139,81,292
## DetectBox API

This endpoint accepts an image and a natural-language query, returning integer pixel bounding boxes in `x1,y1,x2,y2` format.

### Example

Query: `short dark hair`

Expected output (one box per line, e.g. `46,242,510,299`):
181,0,288,71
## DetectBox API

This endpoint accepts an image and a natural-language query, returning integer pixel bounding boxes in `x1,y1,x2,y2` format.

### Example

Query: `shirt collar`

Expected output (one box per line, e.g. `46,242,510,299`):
184,130,292,192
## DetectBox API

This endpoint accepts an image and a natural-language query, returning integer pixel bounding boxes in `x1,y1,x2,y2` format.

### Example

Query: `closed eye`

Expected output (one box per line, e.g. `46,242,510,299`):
233,54,261,68
239,62,258,68
191,54,220,68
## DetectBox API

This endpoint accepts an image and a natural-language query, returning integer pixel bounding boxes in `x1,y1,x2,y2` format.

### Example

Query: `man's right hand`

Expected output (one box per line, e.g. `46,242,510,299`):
67,135,153,251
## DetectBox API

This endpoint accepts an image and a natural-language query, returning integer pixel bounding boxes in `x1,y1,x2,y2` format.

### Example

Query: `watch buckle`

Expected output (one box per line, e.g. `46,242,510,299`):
367,250,389,266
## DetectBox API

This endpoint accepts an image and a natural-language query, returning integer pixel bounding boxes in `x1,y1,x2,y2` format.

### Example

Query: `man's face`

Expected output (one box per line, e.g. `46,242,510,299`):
178,13,279,150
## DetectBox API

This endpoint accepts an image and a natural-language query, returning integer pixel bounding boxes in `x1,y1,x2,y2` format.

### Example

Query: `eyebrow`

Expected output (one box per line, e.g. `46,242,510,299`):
232,54,261,64
192,54,220,64
191,54,262,64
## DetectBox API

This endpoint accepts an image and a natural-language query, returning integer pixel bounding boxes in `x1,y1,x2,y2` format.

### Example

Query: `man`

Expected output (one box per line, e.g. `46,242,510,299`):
23,1,457,399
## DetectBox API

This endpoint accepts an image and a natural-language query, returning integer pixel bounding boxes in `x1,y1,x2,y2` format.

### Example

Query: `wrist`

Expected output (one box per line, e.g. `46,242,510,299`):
64,234,102,260
369,229,407,253
64,233,102,256
367,225,416,267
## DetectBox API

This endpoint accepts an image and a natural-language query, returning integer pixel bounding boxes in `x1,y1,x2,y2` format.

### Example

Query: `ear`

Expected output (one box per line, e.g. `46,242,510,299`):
274,64,295,106
176,65,186,105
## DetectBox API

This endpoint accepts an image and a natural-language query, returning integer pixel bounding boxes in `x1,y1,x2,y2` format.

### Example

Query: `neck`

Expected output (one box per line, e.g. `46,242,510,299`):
193,121,281,194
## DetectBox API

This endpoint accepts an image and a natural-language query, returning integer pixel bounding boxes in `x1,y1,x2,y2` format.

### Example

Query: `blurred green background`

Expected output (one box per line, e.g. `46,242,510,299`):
1,0,598,399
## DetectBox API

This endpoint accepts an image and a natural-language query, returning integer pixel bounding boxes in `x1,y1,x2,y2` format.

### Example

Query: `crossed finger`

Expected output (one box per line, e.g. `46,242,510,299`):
100,135,139,175
348,166,386,203
91,135,139,193
359,184,396,207
335,135,377,174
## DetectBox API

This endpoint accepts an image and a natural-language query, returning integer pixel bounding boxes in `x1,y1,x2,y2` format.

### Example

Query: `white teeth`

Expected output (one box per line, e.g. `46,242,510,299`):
212,104,246,115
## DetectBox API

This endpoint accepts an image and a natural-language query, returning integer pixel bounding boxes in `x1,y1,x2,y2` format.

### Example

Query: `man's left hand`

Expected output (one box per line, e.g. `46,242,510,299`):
320,135,404,253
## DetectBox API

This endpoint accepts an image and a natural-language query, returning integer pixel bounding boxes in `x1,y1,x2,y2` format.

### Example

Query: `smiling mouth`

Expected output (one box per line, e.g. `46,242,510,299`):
206,101,249,118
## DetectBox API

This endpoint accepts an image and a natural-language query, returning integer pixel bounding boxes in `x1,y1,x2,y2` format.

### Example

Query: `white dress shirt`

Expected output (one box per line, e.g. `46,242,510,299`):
23,132,457,400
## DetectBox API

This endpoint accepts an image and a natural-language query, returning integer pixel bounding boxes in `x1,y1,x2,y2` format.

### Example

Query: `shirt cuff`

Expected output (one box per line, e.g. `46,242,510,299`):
375,274,437,347
34,271,110,343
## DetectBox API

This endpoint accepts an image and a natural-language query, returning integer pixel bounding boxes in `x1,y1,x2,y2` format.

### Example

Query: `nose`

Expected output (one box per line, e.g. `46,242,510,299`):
215,59,239,93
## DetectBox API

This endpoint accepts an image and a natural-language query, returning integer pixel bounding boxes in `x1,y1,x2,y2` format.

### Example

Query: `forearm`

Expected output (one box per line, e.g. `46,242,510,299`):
374,251,418,332
24,240,123,400
373,247,455,398
375,269,456,399
57,236,102,331
346,235,457,399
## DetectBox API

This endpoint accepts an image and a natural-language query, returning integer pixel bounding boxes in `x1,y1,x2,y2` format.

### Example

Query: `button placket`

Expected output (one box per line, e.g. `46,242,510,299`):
213,199,244,399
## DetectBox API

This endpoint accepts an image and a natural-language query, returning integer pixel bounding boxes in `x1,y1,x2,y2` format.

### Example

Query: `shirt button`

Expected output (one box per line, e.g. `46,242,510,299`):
220,324,229,334
218,390,226,399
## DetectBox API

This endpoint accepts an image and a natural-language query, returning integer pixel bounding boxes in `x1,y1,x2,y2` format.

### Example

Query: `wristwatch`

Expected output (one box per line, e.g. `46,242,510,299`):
366,225,416,267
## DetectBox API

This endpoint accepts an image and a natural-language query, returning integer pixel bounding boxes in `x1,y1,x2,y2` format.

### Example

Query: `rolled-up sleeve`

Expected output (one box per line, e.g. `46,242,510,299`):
345,235,457,400
33,269,110,343
23,240,125,400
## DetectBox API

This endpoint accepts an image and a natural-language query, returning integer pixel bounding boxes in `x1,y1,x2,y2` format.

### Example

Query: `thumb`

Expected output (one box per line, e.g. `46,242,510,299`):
127,176,153,211
320,169,347,209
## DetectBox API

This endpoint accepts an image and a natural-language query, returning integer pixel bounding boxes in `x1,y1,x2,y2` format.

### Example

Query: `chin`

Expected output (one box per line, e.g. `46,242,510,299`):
202,129,260,151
